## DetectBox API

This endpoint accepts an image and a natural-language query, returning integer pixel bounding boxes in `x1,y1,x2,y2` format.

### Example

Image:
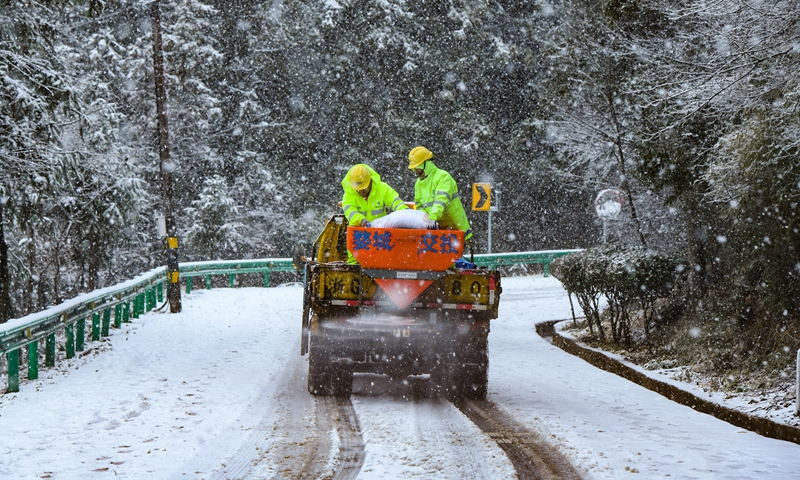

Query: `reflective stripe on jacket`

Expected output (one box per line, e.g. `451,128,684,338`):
341,164,407,227
413,161,473,240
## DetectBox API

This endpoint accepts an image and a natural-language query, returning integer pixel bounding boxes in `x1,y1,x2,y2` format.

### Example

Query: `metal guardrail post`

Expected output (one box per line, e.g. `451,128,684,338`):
7,349,19,393
157,282,163,303
186,277,192,294
77,318,85,351
27,343,38,379
263,271,269,288
92,312,100,340
114,305,122,329
65,324,75,359
122,303,130,323
46,334,55,367
102,308,111,337
229,274,235,288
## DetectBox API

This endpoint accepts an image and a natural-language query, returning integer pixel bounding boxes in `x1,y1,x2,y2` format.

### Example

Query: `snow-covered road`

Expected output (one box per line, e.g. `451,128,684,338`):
1,275,799,479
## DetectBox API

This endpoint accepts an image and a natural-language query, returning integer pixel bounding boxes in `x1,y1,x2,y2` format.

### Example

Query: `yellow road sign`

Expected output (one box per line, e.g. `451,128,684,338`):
472,183,491,211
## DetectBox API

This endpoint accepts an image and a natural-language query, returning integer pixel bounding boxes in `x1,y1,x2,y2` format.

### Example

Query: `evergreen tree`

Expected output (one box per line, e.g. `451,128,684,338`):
1,1,79,316
184,175,242,260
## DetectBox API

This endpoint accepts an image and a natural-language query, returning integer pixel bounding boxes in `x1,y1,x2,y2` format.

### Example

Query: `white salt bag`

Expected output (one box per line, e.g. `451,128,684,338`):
370,209,429,229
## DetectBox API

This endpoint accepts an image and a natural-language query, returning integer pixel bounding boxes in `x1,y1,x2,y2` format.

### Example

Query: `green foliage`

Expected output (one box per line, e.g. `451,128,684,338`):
704,111,800,325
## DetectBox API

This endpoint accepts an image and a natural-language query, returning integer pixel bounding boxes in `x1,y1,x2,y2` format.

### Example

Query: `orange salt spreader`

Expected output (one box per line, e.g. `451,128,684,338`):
347,226,464,309
299,213,501,398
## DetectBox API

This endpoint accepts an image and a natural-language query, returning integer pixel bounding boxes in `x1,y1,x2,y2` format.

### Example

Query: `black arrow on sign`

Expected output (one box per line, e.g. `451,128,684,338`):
475,185,489,209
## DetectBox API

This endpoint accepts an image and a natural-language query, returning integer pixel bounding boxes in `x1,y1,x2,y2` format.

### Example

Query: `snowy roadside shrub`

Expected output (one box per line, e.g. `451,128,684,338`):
553,245,684,345
552,250,605,340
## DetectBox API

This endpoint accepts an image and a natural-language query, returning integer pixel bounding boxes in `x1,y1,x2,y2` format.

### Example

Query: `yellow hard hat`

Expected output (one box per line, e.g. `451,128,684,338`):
408,146,433,169
349,164,372,191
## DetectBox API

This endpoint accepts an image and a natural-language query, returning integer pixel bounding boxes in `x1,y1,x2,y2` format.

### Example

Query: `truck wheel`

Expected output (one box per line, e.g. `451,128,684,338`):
460,363,488,400
330,366,353,397
308,364,352,397
307,337,331,395
308,339,353,397
434,363,488,400
433,340,488,400
461,338,489,400
431,360,454,398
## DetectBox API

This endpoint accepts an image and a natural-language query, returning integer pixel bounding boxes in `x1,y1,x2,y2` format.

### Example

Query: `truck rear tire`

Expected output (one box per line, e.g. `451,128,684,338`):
460,364,488,400
432,338,488,400
307,337,353,397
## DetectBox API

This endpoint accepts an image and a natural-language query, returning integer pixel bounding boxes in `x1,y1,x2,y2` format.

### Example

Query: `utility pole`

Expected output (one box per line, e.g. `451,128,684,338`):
152,0,181,313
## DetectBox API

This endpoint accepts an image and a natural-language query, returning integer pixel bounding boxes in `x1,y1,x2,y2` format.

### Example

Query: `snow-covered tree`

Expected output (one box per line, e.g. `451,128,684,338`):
184,175,243,260
542,0,683,250
1,1,79,317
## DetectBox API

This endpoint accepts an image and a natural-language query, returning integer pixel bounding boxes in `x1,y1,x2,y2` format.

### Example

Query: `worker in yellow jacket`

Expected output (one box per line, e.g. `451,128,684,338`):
341,164,408,227
407,146,473,241
341,164,408,263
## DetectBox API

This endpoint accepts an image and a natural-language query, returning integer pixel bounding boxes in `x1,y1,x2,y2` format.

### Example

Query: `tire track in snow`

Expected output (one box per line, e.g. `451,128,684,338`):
412,398,495,479
326,397,365,480
175,354,364,480
455,399,584,480
352,375,515,478
169,352,312,479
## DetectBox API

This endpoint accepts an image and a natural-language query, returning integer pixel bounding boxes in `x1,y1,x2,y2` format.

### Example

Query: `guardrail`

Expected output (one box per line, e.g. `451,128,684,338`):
1,250,577,394
179,258,295,292
0,258,294,394
0,266,168,394
473,249,582,275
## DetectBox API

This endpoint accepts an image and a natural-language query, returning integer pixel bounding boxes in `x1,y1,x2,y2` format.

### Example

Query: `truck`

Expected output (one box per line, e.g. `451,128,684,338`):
296,214,502,399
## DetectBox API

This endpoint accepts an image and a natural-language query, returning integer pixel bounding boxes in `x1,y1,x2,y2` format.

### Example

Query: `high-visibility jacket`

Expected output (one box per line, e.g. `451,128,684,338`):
414,161,473,240
341,164,407,227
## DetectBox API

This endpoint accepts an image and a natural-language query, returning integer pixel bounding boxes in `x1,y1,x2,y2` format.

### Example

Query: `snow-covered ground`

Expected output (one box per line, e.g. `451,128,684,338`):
554,321,800,431
1,275,800,479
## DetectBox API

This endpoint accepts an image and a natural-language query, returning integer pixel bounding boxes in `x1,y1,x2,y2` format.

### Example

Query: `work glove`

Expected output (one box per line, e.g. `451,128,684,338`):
362,220,372,227
427,219,439,229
